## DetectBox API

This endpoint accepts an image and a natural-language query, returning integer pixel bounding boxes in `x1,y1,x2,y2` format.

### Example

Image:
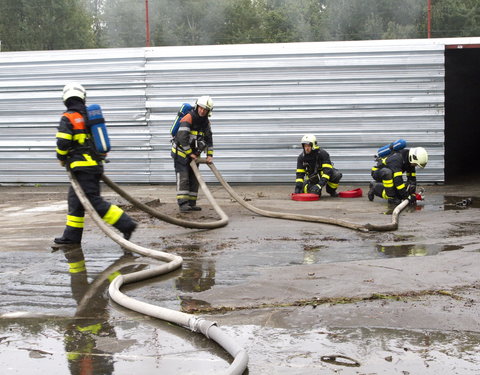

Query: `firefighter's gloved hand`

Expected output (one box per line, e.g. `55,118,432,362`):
408,194,417,205
407,184,416,195
294,182,303,194
309,183,322,196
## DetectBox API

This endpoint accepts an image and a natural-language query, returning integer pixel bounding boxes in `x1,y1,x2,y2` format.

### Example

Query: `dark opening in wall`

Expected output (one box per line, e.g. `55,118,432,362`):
445,46,480,183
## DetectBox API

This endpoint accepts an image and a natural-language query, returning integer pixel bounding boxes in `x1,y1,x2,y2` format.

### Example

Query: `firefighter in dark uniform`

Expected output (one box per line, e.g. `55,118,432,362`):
171,95,214,212
368,147,428,205
54,83,137,244
294,134,342,197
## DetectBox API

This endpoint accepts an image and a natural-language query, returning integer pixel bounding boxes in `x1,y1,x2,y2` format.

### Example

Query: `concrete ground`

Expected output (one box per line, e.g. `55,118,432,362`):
0,178,479,374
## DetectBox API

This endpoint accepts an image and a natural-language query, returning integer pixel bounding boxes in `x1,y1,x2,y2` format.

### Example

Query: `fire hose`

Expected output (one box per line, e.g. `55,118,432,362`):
67,170,248,375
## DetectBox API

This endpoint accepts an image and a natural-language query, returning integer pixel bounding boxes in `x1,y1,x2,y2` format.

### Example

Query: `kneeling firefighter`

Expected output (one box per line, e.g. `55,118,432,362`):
54,83,137,244
171,95,214,212
294,134,342,197
368,147,428,205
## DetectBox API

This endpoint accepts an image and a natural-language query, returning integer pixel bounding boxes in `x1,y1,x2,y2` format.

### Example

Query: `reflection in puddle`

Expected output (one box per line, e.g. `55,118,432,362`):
376,244,463,257
175,259,216,293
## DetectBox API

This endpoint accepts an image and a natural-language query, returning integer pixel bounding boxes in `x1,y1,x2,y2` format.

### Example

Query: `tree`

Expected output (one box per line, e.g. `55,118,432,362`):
0,0,96,51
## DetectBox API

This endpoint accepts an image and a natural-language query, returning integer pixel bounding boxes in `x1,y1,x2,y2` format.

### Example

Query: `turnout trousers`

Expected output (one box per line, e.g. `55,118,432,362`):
173,157,199,208
371,168,397,200
60,171,135,242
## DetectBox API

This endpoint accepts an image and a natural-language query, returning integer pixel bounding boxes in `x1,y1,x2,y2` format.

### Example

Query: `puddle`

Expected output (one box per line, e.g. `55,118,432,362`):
376,243,463,257
443,196,479,210
1,318,479,374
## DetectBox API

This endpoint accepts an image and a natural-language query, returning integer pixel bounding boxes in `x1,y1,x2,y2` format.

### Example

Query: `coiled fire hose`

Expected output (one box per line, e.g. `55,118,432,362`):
67,171,249,375
201,160,409,232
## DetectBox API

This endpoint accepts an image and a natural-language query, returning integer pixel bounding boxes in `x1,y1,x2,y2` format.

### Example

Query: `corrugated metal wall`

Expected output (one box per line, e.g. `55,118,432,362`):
1,37,476,185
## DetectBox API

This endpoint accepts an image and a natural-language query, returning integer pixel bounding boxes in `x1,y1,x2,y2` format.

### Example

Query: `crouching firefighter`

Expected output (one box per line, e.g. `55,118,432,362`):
171,95,214,212
294,134,342,197
368,147,428,205
54,83,137,245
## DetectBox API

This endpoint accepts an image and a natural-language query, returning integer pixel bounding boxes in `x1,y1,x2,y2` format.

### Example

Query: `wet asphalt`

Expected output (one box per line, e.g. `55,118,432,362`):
0,181,479,374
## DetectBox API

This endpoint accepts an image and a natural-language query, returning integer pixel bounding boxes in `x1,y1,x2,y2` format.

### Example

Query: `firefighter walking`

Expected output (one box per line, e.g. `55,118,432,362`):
54,83,137,245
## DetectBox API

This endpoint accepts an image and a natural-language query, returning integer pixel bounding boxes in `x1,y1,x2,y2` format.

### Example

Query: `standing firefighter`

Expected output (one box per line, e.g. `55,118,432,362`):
54,83,137,245
171,95,214,212
368,147,428,205
294,134,342,197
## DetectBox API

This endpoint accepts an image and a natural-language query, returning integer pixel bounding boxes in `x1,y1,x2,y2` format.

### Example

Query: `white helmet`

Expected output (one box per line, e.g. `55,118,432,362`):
301,134,319,149
195,95,214,114
408,147,428,168
62,82,86,103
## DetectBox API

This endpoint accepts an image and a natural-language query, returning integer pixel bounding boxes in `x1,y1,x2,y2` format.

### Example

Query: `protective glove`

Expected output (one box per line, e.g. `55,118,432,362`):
407,194,417,205
309,183,322,196
407,184,416,195
294,182,303,194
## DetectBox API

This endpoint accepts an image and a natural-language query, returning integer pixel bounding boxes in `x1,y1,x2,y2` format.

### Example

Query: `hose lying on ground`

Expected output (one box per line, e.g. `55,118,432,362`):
68,171,248,375
101,170,228,230
201,160,409,232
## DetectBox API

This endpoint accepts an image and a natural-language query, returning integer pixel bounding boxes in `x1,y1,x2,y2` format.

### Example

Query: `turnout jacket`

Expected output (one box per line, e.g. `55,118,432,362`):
56,100,103,174
371,149,416,198
171,109,213,160
296,148,335,187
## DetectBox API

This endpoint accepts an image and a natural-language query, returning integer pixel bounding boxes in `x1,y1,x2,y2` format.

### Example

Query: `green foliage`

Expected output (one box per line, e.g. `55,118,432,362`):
0,0,97,51
0,0,479,51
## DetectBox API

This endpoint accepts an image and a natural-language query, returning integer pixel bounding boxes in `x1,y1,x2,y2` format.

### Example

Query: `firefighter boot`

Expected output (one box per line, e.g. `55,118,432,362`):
123,221,137,241
54,237,81,245
189,201,202,211
368,181,375,201
179,202,193,212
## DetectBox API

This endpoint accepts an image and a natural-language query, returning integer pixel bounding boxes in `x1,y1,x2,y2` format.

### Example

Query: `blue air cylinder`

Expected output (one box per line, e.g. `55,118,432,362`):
377,139,407,157
87,104,111,154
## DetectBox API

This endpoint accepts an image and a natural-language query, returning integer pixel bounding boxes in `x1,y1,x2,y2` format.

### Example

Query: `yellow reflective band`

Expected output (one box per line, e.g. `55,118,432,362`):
207,150,213,156
321,172,331,180
176,194,190,200
393,171,403,178
295,178,304,183
70,154,98,169
102,205,123,225
322,163,333,169
68,215,85,223
73,133,87,145
381,157,387,165
108,271,121,283
396,183,406,190
66,215,85,228
69,260,86,273
297,168,306,173
56,132,73,140
382,190,393,199
371,167,378,171
383,179,394,188
410,172,416,177
66,352,80,361
172,146,190,158
77,323,102,335
190,130,205,136
327,181,339,189
56,148,69,155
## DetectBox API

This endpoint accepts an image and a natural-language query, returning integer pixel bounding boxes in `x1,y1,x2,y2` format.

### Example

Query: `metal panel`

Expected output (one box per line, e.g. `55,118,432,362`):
0,48,147,184
1,38,480,184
